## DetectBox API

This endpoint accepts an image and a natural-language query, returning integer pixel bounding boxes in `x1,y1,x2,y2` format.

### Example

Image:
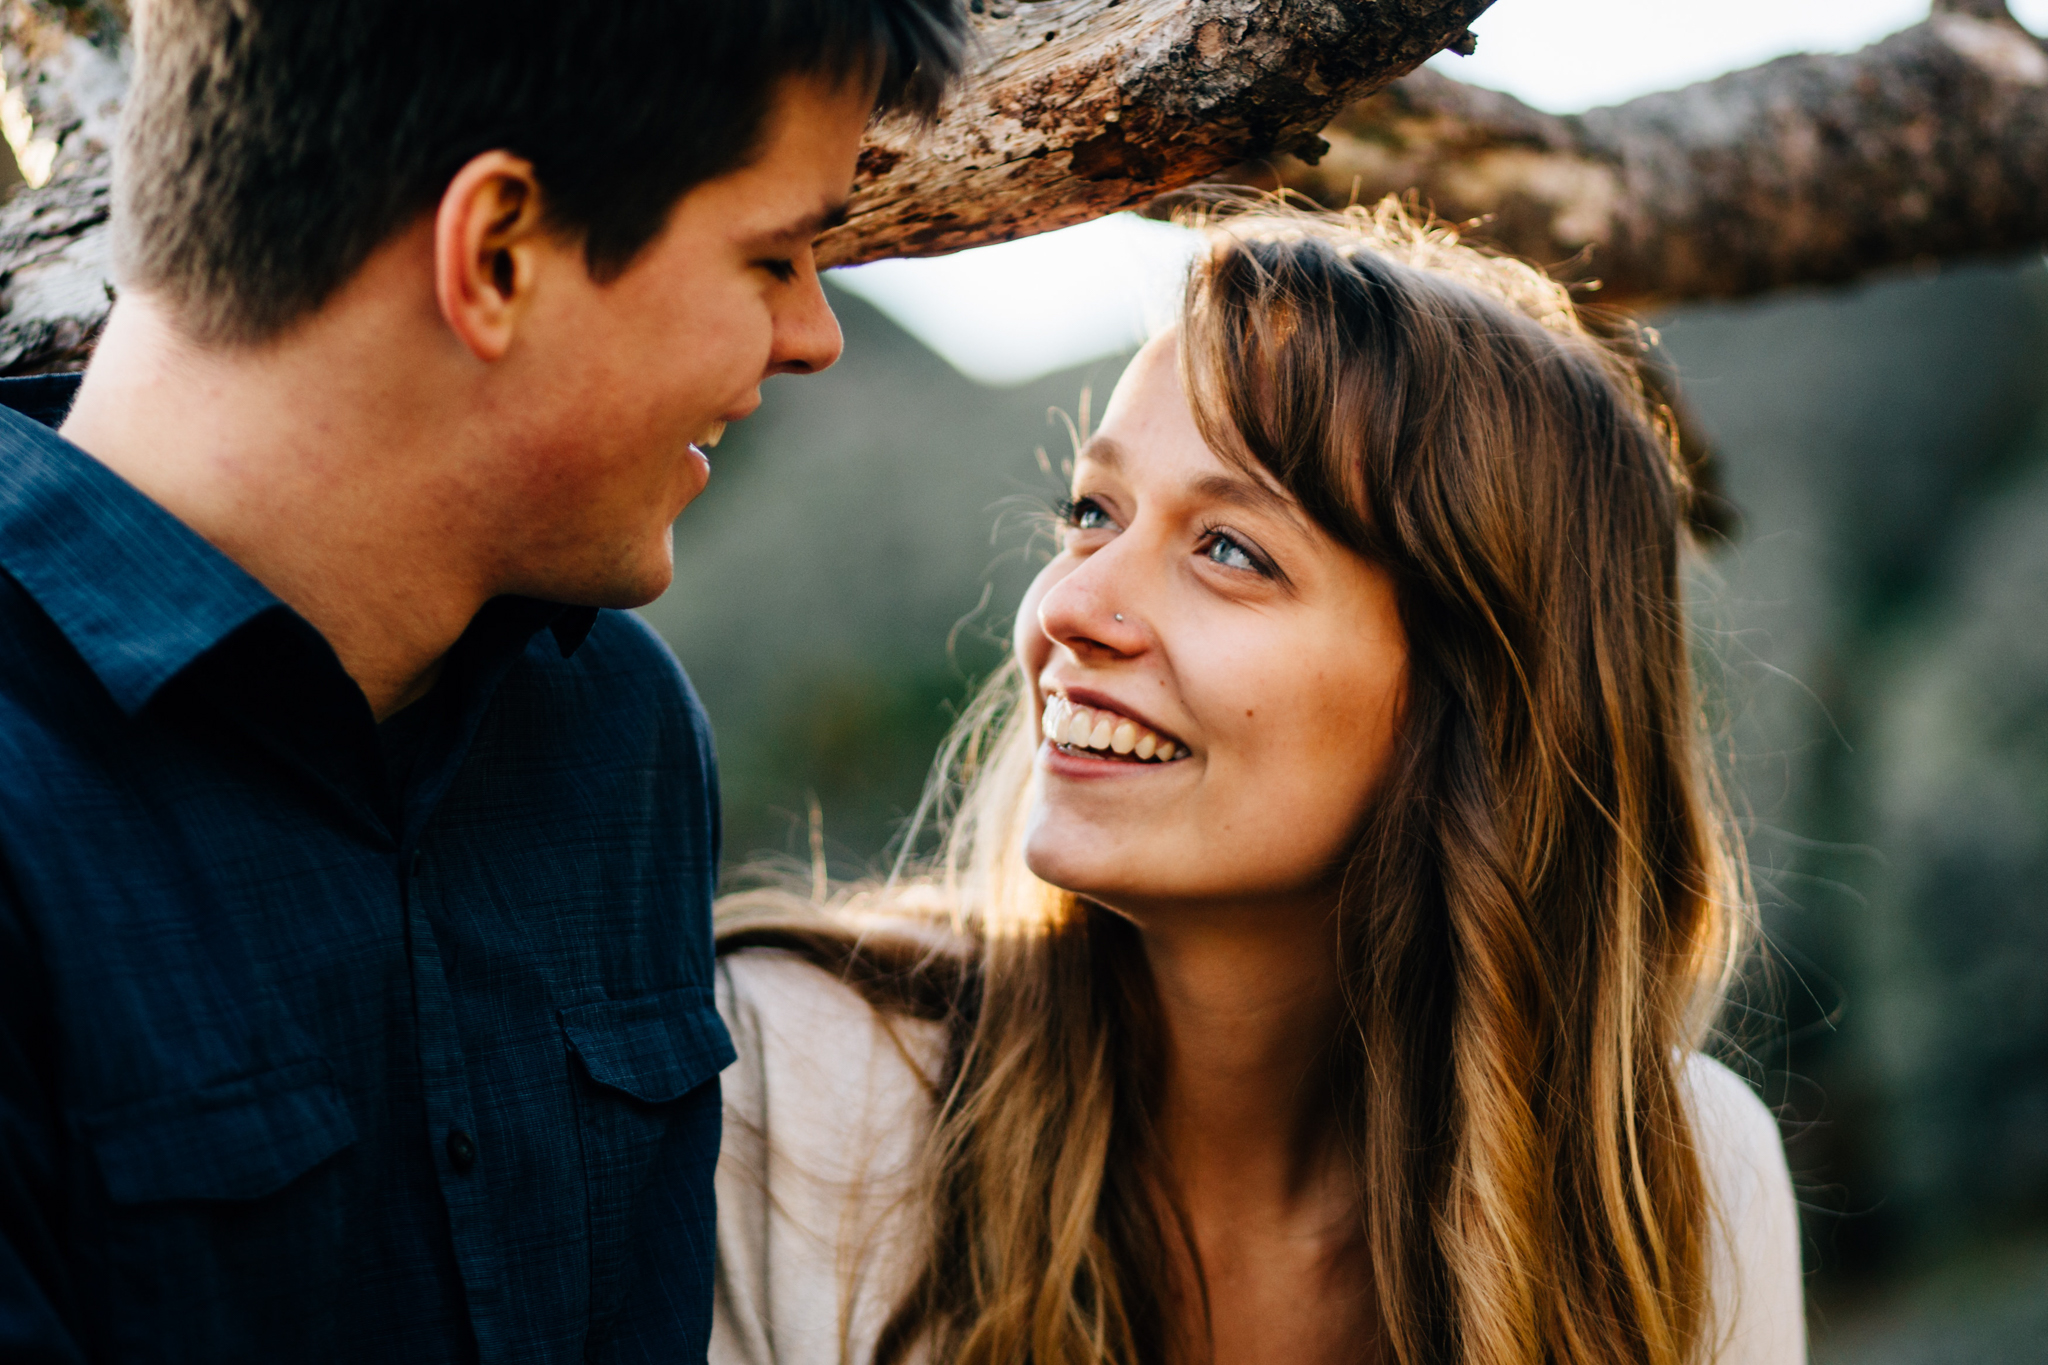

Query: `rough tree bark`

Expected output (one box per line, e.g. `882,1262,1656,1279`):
1251,0,2048,308
0,0,122,372
813,0,1494,267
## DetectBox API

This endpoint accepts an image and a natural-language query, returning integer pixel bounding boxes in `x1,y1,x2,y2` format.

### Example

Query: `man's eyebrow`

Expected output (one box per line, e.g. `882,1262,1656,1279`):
789,199,851,240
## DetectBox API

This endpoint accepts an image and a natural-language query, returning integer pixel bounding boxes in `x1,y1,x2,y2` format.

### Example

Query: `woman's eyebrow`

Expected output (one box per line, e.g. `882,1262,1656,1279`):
1077,437,1308,531
1191,471,1310,532
1075,435,1124,471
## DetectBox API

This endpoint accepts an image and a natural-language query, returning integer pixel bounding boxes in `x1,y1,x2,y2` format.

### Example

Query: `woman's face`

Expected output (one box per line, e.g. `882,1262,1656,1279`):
1016,333,1409,913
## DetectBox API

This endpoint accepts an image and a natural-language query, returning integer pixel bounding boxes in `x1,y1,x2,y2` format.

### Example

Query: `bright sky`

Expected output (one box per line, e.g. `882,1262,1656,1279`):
832,0,2047,386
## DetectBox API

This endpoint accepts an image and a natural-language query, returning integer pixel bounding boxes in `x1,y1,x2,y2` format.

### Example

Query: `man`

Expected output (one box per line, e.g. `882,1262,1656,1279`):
0,1,964,1360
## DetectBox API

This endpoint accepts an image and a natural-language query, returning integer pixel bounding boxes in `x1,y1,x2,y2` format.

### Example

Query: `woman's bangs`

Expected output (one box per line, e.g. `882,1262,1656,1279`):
1181,221,1400,560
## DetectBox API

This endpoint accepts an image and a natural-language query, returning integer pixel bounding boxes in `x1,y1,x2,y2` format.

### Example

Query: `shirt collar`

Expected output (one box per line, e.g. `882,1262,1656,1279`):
549,605,598,655
0,381,598,715
0,399,283,716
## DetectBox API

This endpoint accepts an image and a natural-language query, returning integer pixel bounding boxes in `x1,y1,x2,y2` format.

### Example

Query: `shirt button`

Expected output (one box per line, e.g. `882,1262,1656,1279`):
445,1128,477,1172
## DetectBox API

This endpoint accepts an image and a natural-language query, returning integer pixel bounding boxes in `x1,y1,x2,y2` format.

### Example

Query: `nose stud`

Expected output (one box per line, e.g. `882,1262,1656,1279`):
1114,614,1124,622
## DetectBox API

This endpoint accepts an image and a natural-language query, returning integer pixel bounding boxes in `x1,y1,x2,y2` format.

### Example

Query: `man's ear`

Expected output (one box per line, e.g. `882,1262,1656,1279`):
434,150,553,362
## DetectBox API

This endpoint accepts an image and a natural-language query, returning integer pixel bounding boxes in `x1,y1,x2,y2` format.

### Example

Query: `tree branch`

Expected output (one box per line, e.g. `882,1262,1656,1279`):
815,0,1494,267
0,0,122,372
1251,2,2048,308
6,0,2041,379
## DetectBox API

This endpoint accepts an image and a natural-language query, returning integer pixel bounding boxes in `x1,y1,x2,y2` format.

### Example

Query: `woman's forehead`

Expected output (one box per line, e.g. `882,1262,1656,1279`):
1088,338,1290,503
1097,330,1181,428
1077,427,1305,528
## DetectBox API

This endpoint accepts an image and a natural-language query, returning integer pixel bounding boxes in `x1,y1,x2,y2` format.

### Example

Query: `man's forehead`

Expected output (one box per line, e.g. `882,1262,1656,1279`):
706,82,867,240
697,174,849,240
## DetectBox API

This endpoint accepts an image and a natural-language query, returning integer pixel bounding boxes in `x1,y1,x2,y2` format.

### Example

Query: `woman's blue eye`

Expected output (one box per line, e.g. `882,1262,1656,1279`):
1069,498,1113,531
1206,534,1259,572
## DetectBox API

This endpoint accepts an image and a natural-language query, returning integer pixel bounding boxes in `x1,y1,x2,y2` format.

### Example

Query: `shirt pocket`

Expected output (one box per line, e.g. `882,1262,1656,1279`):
561,985,735,1105
559,985,734,1333
81,1058,359,1205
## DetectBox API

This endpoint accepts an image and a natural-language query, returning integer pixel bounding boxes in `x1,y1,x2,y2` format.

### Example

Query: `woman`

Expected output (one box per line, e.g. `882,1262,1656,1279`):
710,200,1802,1365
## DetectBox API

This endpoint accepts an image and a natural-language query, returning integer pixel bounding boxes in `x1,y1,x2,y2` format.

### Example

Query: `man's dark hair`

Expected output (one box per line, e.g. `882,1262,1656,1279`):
116,0,969,345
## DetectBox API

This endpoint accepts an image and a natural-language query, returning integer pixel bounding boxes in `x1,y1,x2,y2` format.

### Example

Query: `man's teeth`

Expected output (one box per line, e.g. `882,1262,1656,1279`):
1040,694,1179,762
700,421,727,449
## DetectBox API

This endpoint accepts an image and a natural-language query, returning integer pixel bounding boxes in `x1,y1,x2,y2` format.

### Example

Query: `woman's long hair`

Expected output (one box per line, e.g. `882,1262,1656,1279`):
717,198,1751,1365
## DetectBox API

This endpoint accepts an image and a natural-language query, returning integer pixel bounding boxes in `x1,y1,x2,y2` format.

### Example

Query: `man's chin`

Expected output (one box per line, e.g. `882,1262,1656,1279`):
514,546,675,612
589,562,675,611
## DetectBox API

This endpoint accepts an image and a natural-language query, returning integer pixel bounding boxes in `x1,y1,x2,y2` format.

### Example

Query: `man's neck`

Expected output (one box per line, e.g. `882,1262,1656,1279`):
61,275,489,720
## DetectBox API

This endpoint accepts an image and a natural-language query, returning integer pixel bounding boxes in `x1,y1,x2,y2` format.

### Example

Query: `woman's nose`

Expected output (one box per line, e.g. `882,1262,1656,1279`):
1036,554,1147,659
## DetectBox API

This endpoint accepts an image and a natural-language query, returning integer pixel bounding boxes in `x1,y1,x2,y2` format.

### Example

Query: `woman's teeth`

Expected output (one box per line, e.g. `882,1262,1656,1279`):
1041,694,1179,763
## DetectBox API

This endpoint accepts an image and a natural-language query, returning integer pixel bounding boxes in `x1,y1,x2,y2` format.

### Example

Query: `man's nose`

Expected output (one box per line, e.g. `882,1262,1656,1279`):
767,272,844,377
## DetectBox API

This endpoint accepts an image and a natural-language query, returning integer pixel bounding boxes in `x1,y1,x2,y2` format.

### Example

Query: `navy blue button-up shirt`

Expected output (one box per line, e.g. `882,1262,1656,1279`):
0,374,731,1363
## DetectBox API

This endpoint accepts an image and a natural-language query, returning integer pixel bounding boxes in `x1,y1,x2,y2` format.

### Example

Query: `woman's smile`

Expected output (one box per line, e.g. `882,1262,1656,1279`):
1039,690,1186,765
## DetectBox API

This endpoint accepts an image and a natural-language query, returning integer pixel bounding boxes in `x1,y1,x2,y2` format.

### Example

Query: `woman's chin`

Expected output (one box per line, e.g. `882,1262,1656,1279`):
1021,817,1174,908
1022,826,1124,904
1022,842,1088,900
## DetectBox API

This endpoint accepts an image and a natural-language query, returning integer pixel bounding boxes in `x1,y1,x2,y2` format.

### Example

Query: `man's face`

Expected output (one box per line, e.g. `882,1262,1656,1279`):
488,73,867,608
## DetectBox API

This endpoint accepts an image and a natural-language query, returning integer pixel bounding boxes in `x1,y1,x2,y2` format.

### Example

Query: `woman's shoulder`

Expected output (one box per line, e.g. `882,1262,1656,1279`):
718,945,947,1090
716,947,947,1152
1680,1053,1792,1218
1682,1054,1779,1154
718,944,899,1040
1680,1053,1807,1364
713,948,942,1365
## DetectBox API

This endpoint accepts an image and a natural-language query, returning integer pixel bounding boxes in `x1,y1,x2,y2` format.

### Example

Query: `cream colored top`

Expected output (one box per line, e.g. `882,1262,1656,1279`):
711,950,1806,1365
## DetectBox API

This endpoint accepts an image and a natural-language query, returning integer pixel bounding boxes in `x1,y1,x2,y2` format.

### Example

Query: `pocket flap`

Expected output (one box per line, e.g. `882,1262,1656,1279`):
560,985,735,1104
83,1059,358,1204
